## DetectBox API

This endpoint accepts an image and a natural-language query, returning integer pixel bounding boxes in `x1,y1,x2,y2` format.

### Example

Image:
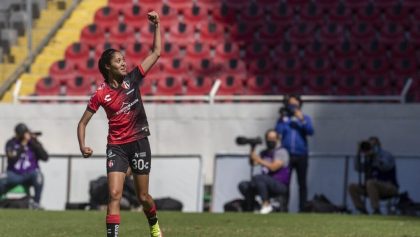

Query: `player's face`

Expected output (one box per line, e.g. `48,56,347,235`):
109,52,127,77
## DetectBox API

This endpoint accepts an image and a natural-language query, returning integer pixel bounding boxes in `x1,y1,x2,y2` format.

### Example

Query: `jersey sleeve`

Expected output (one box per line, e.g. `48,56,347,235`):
87,90,101,113
128,65,146,85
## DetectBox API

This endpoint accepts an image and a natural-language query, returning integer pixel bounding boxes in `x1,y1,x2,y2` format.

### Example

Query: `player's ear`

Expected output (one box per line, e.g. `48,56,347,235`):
105,63,111,70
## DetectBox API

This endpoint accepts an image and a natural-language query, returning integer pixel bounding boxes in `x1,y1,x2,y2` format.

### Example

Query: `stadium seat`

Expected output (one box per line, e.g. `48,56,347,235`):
109,23,136,45
305,73,335,95
212,2,236,25
35,76,62,96
186,42,211,61
363,56,390,76
364,74,393,95
391,40,416,59
168,22,195,47
125,42,150,66
78,58,101,83
245,42,270,59
217,74,245,95
275,74,304,94
182,3,210,25
155,75,184,96
258,0,279,11
197,20,225,46
94,42,121,60
185,76,213,95
375,0,399,11
306,57,331,75
164,58,189,75
189,58,218,76
409,24,420,47
328,3,353,26
378,22,405,47
332,40,358,58
278,57,302,74
138,0,162,12
94,6,120,31
65,76,93,96
248,58,276,75
304,41,329,59
318,0,340,13
360,40,387,58
259,23,284,47
214,42,240,61
393,57,418,76
158,42,180,66
49,60,75,81
269,2,294,29
350,21,376,47
335,57,361,75
404,0,420,9
138,24,157,45
109,0,133,12
216,58,247,78
319,23,345,47
355,2,381,26
273,41,299,59
80,24,106,48
343,0,368,10
289,23,316,47
64,42,90,69
286,0,307,9
167,0,193,11
335,74,363,95
239,2,265,30
383,3,410,28
223,0,245,11
229,21,255,45
139,75,155,95
300,2,324,26
245,75,274,95
123,4,149,31
158,4,179,31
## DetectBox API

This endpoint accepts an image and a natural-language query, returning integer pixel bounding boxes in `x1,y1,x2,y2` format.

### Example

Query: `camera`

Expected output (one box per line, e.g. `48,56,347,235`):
236,136,262,147
359,140,372,153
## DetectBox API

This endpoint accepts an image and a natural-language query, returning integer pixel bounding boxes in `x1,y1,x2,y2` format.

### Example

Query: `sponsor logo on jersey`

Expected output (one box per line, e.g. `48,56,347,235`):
126,88,135,95
108,159,114,168
116,99,139,115
135,152,147,158
105,94,112,102
122,80,130,89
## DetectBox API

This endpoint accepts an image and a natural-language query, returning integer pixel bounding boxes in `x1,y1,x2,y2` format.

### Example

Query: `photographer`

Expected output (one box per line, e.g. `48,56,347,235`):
0,123,48,209
238,129,290,214
275,95,314,211
348,137,398,215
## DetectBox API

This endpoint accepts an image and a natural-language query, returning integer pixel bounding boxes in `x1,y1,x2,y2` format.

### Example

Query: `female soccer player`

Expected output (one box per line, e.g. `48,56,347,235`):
77,11,162,237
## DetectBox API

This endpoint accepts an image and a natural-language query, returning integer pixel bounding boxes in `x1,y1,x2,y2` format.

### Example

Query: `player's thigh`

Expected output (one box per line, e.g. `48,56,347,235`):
133,174,149,195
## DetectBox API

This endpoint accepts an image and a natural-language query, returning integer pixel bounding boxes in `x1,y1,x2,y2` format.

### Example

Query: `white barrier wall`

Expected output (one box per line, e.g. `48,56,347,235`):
0,103,420,210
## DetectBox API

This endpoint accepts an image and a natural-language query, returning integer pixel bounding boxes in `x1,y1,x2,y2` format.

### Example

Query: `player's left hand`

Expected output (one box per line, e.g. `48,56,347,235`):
147,11,160,24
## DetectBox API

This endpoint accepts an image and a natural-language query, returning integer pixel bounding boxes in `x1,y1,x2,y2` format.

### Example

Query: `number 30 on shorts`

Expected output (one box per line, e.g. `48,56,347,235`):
132,158,149,171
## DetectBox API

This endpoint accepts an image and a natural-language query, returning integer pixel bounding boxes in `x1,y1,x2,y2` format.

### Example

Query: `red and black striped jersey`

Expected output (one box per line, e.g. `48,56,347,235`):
87,65,150,145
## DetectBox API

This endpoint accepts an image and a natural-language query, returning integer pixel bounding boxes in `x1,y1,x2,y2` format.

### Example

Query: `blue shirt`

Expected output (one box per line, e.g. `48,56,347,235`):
275,114,314,156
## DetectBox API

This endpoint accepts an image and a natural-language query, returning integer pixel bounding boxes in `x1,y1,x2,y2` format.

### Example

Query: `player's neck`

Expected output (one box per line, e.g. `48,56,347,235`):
108,75,124,89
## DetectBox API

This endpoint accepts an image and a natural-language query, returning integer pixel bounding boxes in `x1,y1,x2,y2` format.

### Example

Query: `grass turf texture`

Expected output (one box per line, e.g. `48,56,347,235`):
0,210,419,237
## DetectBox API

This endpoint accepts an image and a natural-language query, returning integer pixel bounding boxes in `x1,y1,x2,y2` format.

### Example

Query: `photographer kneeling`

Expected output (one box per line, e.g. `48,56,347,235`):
238,129,290,214
348,137,399,215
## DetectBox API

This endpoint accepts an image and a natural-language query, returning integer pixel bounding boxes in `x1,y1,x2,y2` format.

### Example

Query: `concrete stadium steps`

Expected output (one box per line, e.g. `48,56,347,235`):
1,0,107,102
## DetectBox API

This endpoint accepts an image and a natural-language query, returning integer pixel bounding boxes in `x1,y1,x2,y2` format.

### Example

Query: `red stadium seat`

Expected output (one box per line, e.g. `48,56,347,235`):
335,74,363,95
215,42,240,61
332,40,358,59
155,75,184,96
139,75,155,95
197,20,225,46
224,0,245,11
363,56,390,76
409,24,420,47
355,2,381,26
405,0,420,9
138,0,162,12
245,75,274,95
287,0,307,9
248,58,276,75
305,73,335,95
319,23,345,47
80,24,105,48
269,2,294,29
109,0,132,12
212,2,236,25
78,58,101,83
343,0,367,10
35,76,61,96
350,21,376,47
185,76,213,95
378,22,405,47
275,74,304,94
273,41,299,59
167,22,195,47
239,2,265,30
216,58,247,78
328,3,353,26
64,42,90,69
360,40,387,58
304,41,329,59
278,57,302,74
109,23,136,45
182,3,210,25
94,6,119,31
393,57,418,76
259,23,284,47
196,0,220,10
186,42,211,61
158,4,179,31
245,42,270,59
391,40,416,59
258,0,280,11
289,23,316,47
383,3,410,28
335,57,361,75
300,2,324,26
158,42,180,66
49,60,75,81
306,57,331,75
163,58,189,75
229,21,255,45
65,76,93,96
375,0,399,11
364,74,393,95
125,42,150,67
189,58,218,76
94,42,121,61
167,0,193,11
123,4,148,31
318,0,340,13
217,74,245,95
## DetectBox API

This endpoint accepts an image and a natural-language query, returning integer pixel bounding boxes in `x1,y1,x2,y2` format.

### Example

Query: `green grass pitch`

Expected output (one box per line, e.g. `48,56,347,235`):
0,210,419,237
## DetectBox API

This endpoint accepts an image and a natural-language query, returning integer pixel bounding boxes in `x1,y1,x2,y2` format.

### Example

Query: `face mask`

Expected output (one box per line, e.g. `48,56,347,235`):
266,141,277,150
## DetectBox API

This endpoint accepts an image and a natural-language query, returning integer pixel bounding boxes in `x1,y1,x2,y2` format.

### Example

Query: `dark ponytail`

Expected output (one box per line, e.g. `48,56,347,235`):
98,48,118,83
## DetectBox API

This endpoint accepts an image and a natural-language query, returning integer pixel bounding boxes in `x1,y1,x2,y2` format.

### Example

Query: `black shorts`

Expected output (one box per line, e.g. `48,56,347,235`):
106,137,151,175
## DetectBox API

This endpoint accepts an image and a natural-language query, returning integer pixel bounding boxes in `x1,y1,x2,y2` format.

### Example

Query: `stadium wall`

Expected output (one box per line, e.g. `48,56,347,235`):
0,103,420,210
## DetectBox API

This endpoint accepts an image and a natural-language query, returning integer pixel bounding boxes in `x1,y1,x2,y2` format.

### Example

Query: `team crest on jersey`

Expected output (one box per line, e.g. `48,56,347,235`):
108,159,114,168
122,80,130,89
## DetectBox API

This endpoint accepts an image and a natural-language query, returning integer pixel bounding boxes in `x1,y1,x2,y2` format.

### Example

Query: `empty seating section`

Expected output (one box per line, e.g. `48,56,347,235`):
31,0,420,101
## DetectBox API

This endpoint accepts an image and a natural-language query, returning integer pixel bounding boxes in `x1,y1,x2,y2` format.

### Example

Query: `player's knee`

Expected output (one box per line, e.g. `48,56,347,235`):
109,189,122,201
138,192,150,203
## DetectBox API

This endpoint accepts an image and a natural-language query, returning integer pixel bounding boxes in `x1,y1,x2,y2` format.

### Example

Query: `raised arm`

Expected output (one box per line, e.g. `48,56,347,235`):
77,109,95,158
141,11,161,74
